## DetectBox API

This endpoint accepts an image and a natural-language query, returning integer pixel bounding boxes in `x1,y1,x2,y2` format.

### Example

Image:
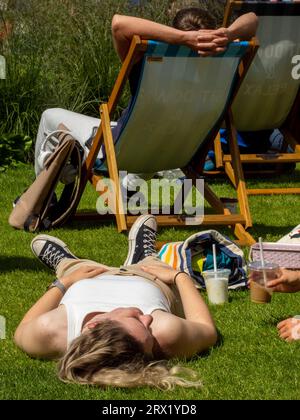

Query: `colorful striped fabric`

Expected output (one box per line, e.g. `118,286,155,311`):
158,229,248,290
159,241,183,271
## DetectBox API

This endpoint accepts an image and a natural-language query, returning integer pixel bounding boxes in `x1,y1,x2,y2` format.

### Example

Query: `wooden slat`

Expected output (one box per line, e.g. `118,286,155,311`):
107,36,147,112
101,103,127,232
204,184,227,214
224,161,237,189
223,1,238,26
90,173,104,189
225,111,252,228
234,223,256,246
247,188,300,196
204,169,285,177
223,153,300,163
214,132,224,169
127,214,246,226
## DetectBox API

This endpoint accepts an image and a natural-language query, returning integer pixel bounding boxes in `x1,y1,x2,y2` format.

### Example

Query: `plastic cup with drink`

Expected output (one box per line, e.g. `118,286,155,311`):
202,244,230,305
248,238,279,304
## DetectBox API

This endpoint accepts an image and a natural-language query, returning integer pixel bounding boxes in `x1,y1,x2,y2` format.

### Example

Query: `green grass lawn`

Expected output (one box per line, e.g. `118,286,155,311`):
1,165,300,400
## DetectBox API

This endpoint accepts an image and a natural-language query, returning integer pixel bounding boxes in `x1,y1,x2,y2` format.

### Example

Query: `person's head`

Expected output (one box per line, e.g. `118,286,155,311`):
173,7,217,31
58,307,202,389
81,307,155,356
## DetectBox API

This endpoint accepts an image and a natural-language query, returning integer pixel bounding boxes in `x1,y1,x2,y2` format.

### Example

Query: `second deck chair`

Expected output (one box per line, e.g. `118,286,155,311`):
214,0,300,196
74,35,258,245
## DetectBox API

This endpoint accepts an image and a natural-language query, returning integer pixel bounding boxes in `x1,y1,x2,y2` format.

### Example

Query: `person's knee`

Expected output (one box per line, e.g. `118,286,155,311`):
41,108,65,123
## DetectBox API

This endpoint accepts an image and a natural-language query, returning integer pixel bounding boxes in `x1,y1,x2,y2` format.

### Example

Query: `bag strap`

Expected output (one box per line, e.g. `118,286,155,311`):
51,142,83,227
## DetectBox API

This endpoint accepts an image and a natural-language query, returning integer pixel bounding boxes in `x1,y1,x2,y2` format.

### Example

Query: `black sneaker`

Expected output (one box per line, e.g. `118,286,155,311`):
31,235,78,272
124,215,157,266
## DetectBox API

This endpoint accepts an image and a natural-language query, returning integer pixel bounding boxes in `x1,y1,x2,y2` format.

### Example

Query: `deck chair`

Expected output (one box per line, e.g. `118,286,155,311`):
213,0,300,196
74,35,258,245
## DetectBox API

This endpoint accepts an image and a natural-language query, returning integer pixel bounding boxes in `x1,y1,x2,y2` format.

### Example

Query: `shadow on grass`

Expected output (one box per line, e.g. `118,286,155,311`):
207,168,300,185
65,217,219,235
0,256,49,273
189,330,224,363
251,224,297,238
64,218,118,232
65,218,297,244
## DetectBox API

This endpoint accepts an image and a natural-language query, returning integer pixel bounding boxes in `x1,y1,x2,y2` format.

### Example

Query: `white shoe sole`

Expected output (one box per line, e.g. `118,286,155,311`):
123,215,157,266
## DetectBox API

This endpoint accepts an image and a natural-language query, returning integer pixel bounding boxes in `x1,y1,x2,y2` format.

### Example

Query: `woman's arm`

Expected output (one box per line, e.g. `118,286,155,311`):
14,266,107,358
227,12,258,41
141,265,217,357
111,14,206,61
200,12,258,56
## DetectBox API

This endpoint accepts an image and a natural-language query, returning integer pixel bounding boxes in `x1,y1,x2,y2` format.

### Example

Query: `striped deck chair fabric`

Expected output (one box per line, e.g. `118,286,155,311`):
228,1,300,131
103,40,252,175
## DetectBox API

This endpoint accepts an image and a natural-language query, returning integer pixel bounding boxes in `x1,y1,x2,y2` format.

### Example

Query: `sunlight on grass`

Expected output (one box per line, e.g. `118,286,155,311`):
0,165,300,400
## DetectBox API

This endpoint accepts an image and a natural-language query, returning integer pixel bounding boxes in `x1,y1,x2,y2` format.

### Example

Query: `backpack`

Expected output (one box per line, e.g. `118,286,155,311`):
158,230,247,289
8,127,83,232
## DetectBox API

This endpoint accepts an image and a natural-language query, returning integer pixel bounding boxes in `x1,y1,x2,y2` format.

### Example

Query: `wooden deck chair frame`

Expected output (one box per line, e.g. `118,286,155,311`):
74,35,258,246
212,0,300,196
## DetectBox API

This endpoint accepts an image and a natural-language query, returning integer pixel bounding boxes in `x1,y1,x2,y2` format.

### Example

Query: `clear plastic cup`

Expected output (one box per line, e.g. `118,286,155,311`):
202,269,231,305
248,261,279,304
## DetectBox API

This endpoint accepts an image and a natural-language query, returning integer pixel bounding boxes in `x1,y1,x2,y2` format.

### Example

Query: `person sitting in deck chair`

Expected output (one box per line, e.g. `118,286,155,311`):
34,6,258,188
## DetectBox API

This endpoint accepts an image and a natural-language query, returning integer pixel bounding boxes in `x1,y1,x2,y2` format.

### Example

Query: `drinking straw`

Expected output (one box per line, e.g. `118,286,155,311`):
259,237,267,287
212,244,217,279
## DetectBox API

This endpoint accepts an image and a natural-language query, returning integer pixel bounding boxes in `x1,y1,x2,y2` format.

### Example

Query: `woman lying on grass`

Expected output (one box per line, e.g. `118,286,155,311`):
14,215,217,389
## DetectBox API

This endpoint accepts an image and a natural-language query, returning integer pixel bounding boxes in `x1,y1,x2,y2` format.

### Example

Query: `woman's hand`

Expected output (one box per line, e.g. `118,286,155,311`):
61,265,109,288
267,269,300,293
183,28,230,57
140,264,181,285
277,318,300,342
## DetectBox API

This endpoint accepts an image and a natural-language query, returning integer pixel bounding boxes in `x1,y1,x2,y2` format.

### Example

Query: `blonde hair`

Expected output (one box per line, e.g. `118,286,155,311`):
58,320,202,389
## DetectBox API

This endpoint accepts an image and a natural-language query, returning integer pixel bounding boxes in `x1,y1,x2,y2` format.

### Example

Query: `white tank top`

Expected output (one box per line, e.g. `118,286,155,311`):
60,274,171,347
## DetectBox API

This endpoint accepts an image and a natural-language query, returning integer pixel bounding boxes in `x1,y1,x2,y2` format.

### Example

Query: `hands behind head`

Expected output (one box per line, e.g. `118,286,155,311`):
184,27,231,57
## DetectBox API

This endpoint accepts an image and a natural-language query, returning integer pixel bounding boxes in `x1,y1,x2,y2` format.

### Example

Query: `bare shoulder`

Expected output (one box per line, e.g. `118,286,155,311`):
38,305,67,335
151,311,188,357
14,306,67,359
39,306,68,356
151,310,217,359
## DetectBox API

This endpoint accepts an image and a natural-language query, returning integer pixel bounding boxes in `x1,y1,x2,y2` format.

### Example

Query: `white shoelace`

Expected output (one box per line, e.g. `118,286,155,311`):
42,244,66,267
142,228,157,256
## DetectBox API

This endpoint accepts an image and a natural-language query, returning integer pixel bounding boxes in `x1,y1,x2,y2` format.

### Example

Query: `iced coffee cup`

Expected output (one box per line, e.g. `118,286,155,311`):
202,269,231,305
248,261,279,304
